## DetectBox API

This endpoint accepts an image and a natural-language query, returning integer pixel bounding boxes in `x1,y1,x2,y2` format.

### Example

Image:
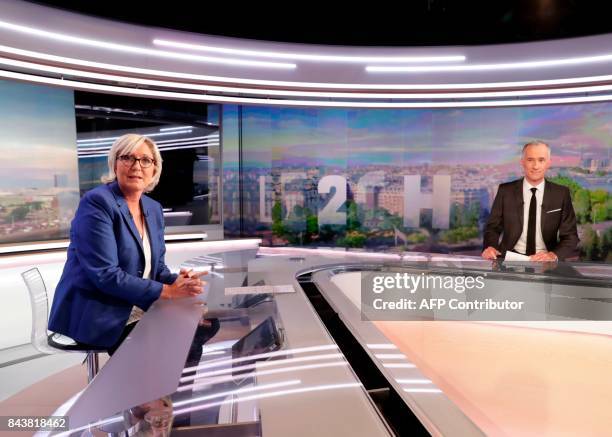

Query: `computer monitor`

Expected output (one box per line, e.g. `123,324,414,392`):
231,317,282,383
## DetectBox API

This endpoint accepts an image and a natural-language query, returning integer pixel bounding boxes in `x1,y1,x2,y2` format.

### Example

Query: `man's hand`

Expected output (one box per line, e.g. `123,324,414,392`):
482,246,501,260
530,251,558,262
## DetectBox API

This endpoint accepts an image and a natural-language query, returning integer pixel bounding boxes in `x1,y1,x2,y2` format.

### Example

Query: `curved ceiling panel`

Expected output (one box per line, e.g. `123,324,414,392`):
3,0,612,107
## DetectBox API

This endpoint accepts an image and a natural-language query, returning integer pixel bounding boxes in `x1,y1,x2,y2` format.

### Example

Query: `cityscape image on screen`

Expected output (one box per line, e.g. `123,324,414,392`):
223,104,611,261
0,80,78,245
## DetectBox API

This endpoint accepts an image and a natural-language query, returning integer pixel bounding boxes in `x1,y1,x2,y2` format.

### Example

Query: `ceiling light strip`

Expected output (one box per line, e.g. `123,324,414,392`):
159,125,193,131
367,52,612,72
77,130,192,143
156,143,219,151
156,135,219,144
153,38,465,63
78,142,217,154
77,143,217,156
2,43,612,91
5,68,612,108
78,138,217,150
1,17,600,73
4,55,612,100
0,20,295,69
77,140,209,149
159,141,218,148
78,135,219,146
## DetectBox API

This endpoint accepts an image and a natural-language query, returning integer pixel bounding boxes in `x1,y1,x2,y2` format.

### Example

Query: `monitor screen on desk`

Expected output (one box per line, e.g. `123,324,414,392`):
232,317,282,381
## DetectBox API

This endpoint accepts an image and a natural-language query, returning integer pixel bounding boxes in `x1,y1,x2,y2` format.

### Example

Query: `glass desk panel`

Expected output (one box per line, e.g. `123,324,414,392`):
57,249,390,437
321,261,612,437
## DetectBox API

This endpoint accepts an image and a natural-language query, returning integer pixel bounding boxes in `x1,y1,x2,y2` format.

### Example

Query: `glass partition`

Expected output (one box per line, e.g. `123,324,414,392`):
76,91,221,229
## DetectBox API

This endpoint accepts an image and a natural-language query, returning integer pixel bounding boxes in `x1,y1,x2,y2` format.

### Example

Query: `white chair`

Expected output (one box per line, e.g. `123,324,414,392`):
21,267,105,383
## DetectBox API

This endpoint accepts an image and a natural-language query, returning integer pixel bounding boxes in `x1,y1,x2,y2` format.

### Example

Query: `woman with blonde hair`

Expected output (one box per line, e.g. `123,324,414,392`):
49,134,205,354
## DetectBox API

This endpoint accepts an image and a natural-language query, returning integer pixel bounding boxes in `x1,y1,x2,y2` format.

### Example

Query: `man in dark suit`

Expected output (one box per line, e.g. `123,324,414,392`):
482,141,579,261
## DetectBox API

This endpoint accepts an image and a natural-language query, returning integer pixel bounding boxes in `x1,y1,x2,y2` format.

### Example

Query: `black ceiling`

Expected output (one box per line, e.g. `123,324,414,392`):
28,0,612,46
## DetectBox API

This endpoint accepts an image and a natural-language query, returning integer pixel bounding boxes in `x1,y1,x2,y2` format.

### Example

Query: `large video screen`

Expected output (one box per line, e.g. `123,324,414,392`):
223,104,611,262
0,80,78,244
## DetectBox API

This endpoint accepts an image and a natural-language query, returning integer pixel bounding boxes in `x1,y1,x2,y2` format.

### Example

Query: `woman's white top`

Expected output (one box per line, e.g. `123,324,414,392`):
127,220,152,325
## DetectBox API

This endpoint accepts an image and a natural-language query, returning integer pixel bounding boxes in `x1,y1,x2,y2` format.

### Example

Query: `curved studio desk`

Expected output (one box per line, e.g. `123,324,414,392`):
49,247,393,437
305,255,612,437
46,247,612,437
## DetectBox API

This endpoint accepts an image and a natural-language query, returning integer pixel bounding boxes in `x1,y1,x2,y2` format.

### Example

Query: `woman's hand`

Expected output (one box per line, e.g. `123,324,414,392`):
179,268,209,280
160,270,207,300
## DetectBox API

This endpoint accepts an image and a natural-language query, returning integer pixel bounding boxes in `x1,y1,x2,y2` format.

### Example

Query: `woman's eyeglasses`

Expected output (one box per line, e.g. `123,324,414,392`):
118,155,155,168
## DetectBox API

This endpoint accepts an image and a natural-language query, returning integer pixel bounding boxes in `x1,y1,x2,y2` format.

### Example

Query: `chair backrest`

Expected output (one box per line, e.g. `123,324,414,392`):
21,268,51,353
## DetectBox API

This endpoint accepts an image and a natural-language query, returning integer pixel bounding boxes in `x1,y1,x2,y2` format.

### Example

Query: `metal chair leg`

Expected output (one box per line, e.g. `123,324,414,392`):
85,352,99,383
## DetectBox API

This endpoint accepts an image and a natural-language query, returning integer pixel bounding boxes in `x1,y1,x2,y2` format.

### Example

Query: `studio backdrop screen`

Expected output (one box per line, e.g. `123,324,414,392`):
0,75,609,263
223,104,611,262
0,80,78,244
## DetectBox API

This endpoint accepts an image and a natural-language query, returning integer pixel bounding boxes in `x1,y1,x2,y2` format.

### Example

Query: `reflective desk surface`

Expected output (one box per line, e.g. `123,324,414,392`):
303,254,612,437
52,248,393,437
47,246,612,437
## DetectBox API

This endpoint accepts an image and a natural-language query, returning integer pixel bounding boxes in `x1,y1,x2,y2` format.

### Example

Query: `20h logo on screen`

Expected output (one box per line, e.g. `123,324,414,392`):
259,174,451,229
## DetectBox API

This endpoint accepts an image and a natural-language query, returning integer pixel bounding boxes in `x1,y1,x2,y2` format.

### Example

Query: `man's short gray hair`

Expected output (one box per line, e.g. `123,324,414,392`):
522,141,551,158
102,134,163,192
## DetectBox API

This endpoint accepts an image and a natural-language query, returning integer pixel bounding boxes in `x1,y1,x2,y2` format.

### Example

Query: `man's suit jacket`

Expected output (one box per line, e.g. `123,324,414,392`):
48,181,177,348
483,178,579,261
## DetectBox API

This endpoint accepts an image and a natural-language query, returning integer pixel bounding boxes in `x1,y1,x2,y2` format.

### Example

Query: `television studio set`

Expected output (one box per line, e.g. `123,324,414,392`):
0,1,611,436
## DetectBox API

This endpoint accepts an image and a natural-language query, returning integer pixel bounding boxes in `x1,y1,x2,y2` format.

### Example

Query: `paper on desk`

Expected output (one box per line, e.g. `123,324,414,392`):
225,285,296,295
504,251,531,261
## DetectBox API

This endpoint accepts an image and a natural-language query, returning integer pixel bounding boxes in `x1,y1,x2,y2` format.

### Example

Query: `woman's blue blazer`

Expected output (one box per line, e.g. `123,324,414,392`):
48,182,177,348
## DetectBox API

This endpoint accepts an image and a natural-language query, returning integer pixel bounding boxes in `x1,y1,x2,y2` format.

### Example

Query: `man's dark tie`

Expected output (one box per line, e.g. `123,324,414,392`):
526,187,537,256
